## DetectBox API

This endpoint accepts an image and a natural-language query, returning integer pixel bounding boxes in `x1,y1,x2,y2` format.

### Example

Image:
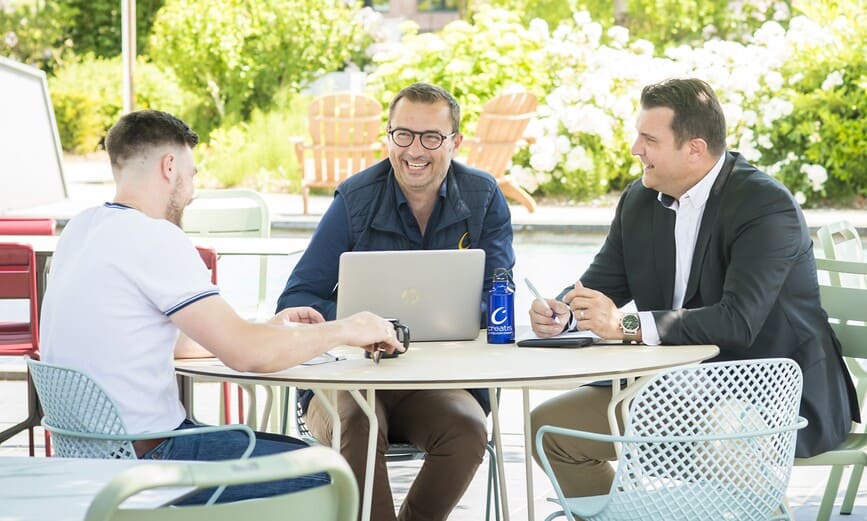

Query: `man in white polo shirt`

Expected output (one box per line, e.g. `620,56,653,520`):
39,109,403,505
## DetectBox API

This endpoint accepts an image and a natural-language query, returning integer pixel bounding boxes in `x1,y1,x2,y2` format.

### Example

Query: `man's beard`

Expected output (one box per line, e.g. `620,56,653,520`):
166,183,185,228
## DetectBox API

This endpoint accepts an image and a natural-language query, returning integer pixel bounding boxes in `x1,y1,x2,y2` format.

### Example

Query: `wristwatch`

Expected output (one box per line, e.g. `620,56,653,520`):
620,313,640,341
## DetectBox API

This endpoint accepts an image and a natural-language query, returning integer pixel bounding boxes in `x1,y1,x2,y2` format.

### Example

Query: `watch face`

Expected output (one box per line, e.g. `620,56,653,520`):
621,313,640,332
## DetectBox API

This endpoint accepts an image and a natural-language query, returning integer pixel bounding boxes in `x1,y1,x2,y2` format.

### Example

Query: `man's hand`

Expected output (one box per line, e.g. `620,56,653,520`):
270,306,325,326
340,311,405,356
562,281,624,339
529,298,570,338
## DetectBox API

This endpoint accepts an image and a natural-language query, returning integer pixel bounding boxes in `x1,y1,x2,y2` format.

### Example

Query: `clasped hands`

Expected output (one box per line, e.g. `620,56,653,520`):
528,281,626,340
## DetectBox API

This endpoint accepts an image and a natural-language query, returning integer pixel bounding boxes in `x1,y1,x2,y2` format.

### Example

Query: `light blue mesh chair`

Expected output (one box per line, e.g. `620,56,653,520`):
536,358,807,521
27,359,256,504
83,446,358,521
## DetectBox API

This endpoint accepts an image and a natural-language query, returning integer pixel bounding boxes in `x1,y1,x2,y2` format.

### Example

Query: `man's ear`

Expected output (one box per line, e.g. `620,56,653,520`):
159,153,175,182
687,137,708,161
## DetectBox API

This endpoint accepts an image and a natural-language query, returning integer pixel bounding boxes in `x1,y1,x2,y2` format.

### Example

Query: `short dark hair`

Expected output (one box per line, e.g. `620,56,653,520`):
388,83,461,133
104,110,199,169
640,78,726,155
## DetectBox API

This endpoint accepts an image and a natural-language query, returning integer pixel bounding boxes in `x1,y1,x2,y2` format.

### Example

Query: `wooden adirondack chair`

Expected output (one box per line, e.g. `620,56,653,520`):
292,93,385,214
462,92,538,212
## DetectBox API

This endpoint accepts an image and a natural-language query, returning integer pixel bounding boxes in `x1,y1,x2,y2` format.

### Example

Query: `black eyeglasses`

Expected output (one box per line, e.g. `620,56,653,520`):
388,128,456,150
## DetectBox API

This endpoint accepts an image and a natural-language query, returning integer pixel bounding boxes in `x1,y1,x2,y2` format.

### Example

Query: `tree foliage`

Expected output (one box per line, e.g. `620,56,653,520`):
57,0,165,58
148,0,374,122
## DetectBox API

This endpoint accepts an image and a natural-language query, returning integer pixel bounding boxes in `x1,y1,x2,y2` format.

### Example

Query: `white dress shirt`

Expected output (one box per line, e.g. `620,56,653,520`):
639,153,726,345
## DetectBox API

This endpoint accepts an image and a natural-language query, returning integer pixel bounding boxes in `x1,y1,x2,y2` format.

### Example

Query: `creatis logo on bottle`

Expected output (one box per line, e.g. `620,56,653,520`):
487,268,515,344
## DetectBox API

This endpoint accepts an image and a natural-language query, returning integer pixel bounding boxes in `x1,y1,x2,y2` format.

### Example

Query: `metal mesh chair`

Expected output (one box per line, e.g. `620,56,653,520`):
536,358,807,521
27,359,256,503
83,446,358,521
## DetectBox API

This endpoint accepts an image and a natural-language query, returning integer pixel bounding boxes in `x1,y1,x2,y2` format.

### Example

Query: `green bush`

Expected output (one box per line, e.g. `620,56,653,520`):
57,0,165,58
148,0,375,123
0,1,75,74
365,7,553,132
755,3,867,206
196,94,311,191
49,55,204,152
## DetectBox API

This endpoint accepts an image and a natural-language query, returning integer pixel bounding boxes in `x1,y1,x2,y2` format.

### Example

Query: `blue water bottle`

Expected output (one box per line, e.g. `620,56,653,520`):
487,268,515,344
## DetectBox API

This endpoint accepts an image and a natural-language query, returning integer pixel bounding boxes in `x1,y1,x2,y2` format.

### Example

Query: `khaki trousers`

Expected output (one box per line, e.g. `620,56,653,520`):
530,385,626,497
306,389,488,521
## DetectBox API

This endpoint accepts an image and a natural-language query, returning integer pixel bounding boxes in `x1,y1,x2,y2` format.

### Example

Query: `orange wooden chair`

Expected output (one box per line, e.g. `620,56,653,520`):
462,92,539,212
291,93,385,214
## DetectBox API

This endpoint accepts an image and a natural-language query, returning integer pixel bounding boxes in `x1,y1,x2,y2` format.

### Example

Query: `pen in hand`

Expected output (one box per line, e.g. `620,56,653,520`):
524,277,561,325
372,348,383,364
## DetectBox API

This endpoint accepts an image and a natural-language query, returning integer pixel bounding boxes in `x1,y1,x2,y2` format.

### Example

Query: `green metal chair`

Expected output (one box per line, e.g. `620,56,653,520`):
536,358,806,521
27,359,256,504
83,445,358,521
794,257,867,521
182,188,273,428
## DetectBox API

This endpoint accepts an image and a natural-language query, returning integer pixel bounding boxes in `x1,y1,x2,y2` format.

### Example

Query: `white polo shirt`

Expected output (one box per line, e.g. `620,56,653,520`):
40,203,218,433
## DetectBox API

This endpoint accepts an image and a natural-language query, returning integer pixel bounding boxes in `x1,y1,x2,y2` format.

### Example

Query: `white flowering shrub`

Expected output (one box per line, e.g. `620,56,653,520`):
366,4,863,206
753,6,867,206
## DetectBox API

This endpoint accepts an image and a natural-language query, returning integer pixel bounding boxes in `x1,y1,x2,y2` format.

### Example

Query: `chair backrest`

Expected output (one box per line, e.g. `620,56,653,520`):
182,189,270,239
463,92,538,178
297,92,384,187
816,220,865,288
195,246,218,285
183,189,269,316
27,359,136,459
0,217,56,235
0,242,39,356
83,446,359,521
816,257,867,433
605,358,804,520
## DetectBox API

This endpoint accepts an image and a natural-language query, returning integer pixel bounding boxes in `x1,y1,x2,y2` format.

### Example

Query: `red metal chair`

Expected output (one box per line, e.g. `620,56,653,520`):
0,217,56,235
193,246,246,425
0,242,42,455
0,217,56,455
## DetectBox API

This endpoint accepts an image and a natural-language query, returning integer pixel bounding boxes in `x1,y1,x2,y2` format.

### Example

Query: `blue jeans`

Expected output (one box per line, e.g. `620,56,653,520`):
142,419,329,505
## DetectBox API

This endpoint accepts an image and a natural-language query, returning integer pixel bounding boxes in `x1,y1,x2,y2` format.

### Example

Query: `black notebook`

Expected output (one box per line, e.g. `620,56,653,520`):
516,329,599,348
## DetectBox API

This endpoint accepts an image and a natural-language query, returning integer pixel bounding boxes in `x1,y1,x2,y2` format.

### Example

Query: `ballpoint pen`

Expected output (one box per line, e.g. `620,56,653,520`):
524,277,561,325
372,348,383,364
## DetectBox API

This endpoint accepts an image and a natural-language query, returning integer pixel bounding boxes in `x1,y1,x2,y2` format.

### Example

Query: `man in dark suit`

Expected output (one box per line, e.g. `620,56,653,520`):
528,78,859,497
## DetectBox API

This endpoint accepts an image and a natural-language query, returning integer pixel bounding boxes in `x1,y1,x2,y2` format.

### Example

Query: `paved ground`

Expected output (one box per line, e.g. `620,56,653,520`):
2,153,866,519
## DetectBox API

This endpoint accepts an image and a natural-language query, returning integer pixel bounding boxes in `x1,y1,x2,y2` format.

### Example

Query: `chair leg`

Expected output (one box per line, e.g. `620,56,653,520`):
302,186,310,215
0,371,42,455
497,179,537,213
816,465,845,521
840,464,864,515
485,443,501,521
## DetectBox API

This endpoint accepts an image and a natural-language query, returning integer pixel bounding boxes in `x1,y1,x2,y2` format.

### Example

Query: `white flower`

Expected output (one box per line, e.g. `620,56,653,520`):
821,70,845,91
606,25,629,48
3,31,17,48
801,163,828,191
794,191,807,205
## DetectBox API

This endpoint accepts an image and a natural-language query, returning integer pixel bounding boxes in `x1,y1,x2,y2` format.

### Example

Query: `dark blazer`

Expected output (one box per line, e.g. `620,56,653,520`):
578,151,859,457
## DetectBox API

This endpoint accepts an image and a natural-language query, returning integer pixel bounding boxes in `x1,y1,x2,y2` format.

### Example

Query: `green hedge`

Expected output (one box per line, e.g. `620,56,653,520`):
49,56,205,153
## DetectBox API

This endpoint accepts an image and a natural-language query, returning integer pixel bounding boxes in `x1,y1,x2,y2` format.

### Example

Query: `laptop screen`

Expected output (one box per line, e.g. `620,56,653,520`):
336,249,485,341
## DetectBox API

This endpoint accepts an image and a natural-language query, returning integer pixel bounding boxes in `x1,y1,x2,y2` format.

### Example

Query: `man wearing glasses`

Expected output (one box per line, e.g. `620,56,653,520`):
277,83,515,520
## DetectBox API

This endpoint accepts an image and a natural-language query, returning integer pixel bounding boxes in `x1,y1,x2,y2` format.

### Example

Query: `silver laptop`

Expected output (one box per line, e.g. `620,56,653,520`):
336,249,486,341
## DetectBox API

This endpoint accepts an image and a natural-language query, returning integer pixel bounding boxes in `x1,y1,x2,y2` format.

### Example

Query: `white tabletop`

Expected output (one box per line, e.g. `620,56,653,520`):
174,330,719,390
1,235,309,256
0,457,191,521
